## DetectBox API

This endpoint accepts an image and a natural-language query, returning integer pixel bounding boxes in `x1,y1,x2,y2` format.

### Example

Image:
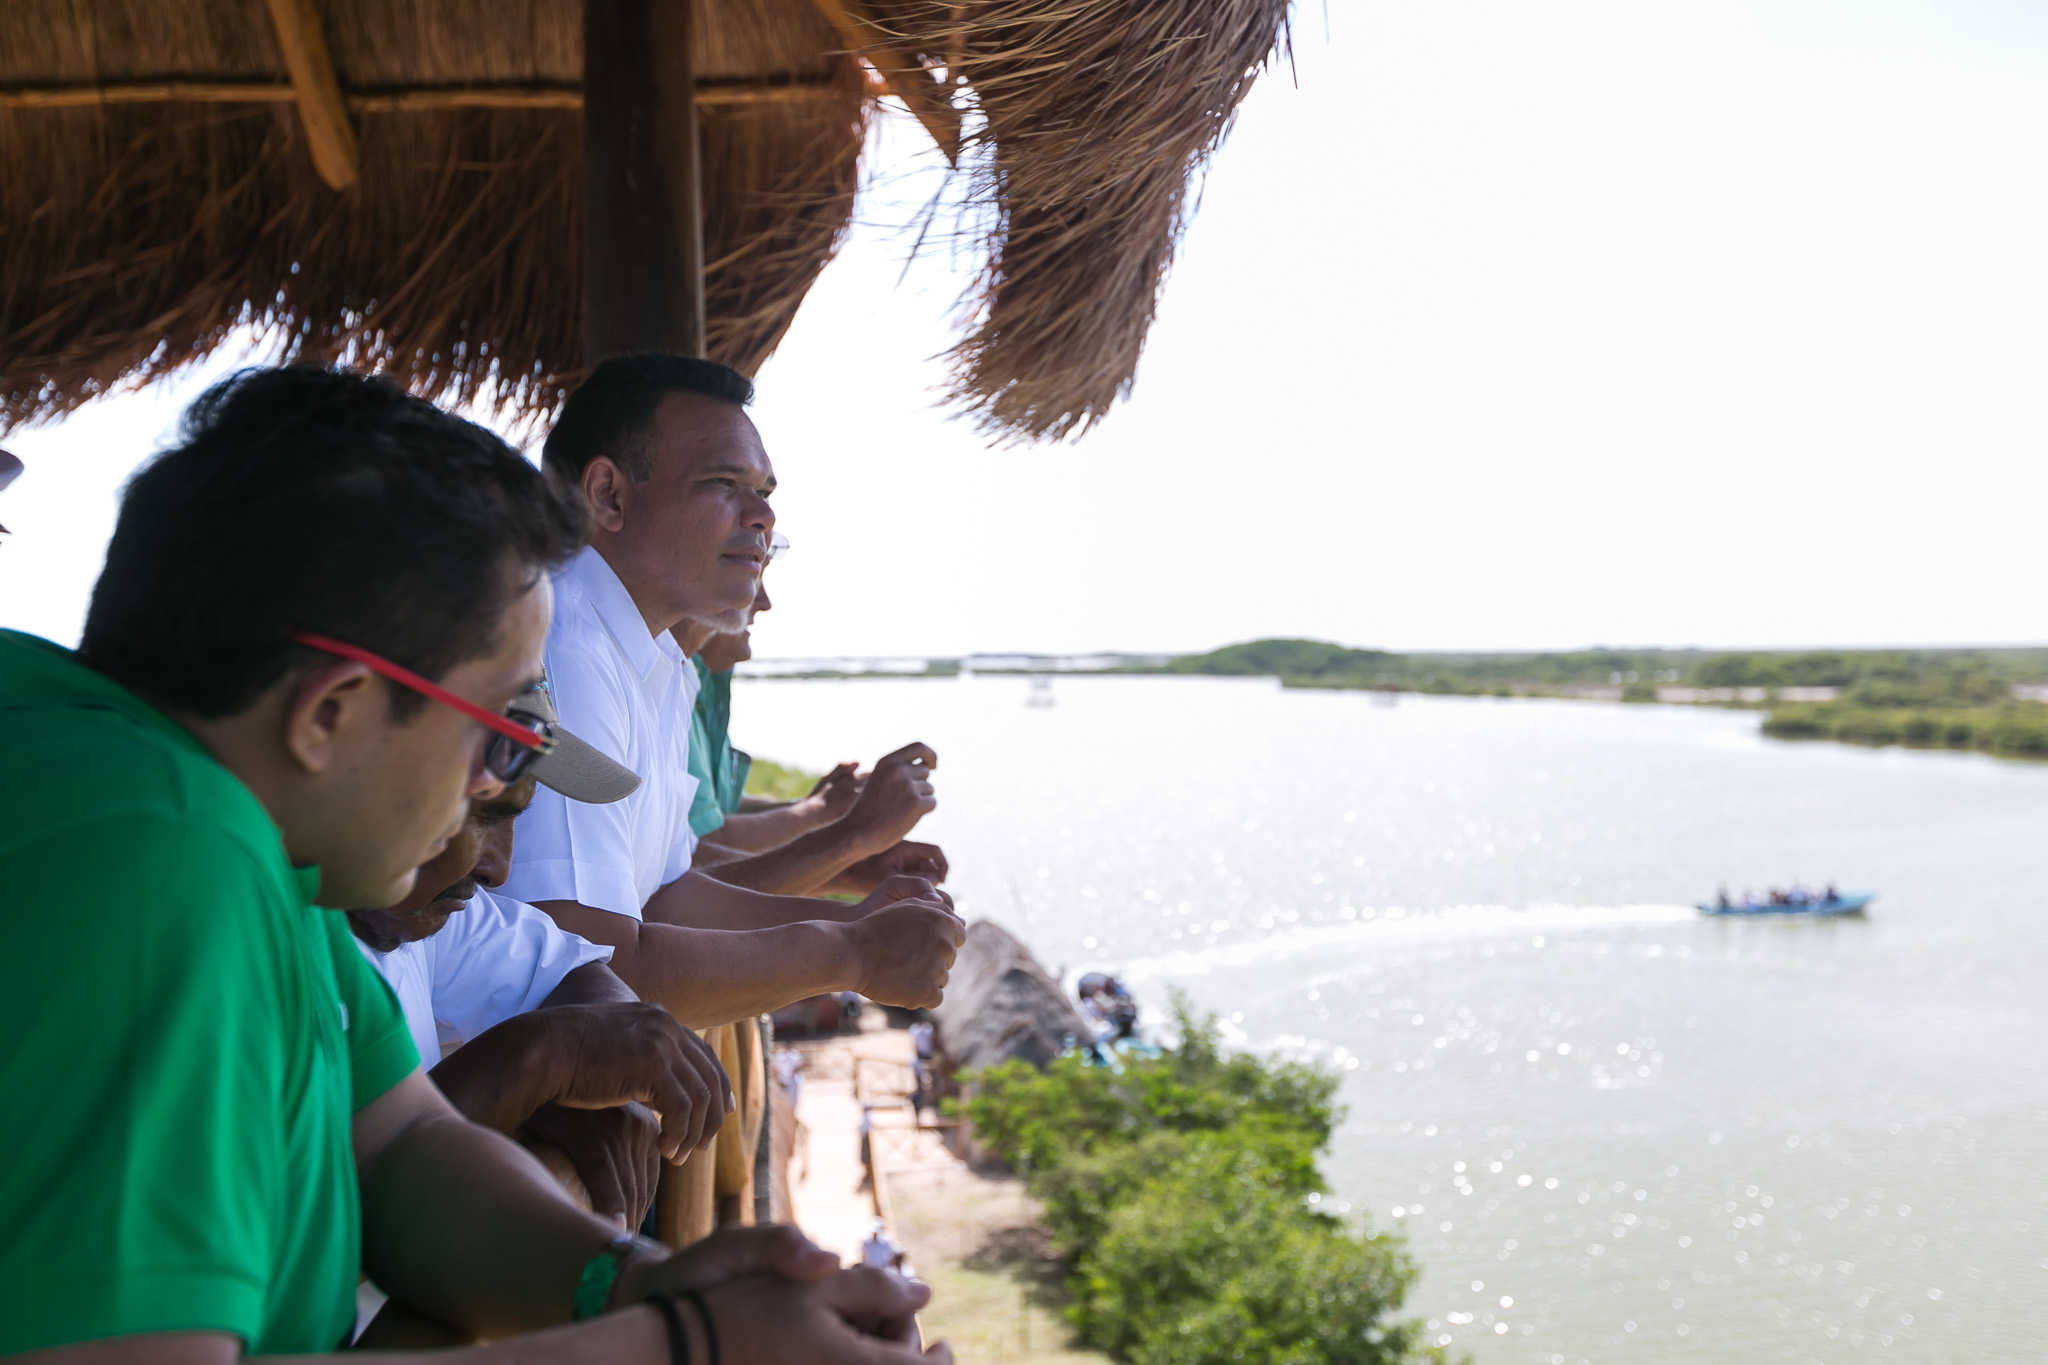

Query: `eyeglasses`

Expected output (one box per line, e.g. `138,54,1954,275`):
767,531,790,562
291,633,556,783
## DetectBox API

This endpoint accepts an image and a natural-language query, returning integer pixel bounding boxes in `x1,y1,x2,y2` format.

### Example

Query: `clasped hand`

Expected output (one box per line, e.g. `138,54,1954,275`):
536,1001,733,1159
618,1225,952,1364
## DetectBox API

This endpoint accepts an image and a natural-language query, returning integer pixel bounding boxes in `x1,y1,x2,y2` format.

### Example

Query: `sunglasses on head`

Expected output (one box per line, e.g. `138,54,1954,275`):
292,633,555,783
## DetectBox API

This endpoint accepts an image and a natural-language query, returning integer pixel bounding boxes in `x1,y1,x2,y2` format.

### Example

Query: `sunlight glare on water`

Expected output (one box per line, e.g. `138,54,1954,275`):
734,674,2048,1364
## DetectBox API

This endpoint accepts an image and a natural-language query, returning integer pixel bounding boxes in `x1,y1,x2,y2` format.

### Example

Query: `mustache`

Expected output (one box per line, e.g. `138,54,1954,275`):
429,878,478,907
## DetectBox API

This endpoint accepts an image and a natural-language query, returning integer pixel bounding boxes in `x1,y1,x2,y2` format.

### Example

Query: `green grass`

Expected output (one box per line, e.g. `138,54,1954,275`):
742,755,820,801
888,1167,1111,1365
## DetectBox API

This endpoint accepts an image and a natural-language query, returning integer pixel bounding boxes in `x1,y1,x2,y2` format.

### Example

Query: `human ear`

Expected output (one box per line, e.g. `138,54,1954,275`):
281,662,379,776
580,456,632,534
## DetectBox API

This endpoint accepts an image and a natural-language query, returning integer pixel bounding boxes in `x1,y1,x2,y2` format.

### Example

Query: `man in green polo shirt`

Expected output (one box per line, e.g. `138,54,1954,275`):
679,580,949,897
0,368,949,1365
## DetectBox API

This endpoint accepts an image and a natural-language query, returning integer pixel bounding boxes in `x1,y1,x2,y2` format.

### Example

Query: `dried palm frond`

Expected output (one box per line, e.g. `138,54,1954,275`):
874,0,1292,441
0,0,864,431
0,0,1286,443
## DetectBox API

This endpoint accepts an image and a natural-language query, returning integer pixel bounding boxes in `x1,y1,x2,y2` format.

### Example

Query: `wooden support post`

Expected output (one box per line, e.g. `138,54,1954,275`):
583,0,705,362
262,0,359,189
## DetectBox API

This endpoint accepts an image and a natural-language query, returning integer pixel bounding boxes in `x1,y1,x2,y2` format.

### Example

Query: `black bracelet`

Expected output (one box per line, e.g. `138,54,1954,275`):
646,1295,691,1365
679,1288,719,1365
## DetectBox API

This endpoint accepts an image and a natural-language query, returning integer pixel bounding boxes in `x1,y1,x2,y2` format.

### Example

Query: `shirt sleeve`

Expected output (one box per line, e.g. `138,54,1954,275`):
0,815,291,1352
323,913,421,1108
501,633,649,918
426,890,615,1050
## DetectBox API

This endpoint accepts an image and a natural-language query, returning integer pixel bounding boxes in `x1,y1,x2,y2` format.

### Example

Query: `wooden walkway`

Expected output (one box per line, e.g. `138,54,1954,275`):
784,1018,959,1265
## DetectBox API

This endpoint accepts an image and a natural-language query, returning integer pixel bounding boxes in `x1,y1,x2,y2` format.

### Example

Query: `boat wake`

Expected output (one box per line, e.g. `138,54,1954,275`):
1120,902,1698,978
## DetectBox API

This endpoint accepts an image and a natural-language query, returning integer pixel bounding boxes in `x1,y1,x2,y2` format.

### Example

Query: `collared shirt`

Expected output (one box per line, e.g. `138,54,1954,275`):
355,887,615,1064
502,545,701,920
0,631,419,1355
686,659,754,838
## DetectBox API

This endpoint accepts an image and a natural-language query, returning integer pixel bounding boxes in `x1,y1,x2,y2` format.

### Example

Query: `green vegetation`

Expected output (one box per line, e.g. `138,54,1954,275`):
1762,702,2048,757
1151,638,2048,701
963,1003,1448,1365
1148,639,2048,758
1728,652,2048,757
742,755,820,801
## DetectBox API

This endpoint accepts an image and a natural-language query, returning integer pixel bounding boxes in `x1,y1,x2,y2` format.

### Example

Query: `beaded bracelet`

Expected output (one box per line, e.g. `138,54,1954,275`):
646,1295,691,1365
679,1288,719,1365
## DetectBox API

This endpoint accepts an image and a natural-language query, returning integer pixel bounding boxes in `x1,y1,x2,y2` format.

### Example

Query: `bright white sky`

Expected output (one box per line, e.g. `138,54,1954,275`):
6,0,2048,658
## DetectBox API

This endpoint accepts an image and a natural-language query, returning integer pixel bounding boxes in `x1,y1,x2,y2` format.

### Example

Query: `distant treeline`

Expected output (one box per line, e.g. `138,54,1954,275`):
1140,638,2048,759
1145,637,2047,699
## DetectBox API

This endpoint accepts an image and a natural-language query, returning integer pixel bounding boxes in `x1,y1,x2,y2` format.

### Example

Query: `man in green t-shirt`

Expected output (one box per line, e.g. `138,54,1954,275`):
679,580,950,896
0,368,948,1365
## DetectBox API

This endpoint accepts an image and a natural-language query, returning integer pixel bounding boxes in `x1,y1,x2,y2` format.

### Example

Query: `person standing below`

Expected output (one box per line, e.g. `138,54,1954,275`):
0,367,945,1362
504,356,965,1027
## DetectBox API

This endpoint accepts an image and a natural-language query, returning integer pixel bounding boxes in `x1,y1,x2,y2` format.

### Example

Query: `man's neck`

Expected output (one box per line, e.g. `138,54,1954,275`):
166,700,315,867
671,618,719,658
589,539,686,641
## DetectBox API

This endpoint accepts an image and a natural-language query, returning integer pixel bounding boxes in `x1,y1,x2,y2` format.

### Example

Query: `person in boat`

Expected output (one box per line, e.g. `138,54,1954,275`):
1715,886,1731,910
500,354,964,1027
348,757,724,1231
0,368,945,1362
1079,973,1139,1041
680,576,948,895
1824,882,1840,902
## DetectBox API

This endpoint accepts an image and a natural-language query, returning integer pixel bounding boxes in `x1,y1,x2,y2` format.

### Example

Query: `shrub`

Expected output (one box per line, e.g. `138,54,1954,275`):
1762,701,2048,757
963,1001,1451,1365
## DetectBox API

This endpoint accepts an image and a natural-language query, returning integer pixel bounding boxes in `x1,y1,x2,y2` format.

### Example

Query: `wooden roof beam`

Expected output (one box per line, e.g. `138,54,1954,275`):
808,0,960,166
0,78,846,112
262,0,358,189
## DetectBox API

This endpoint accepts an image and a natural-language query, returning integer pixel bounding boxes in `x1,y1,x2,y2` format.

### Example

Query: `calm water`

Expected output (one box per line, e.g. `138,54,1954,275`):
734,674,2048,1364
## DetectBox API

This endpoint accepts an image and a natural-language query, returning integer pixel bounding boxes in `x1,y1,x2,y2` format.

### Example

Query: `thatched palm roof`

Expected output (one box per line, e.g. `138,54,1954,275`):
1,0,1289,442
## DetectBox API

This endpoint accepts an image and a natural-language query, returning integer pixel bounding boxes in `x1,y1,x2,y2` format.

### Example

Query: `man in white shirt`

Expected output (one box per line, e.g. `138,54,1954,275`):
351,686,730,1226
505,355,964,1027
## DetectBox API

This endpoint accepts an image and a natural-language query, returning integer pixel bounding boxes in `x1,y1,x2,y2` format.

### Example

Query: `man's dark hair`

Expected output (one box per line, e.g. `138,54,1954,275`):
80,367,588,719
543,354,753,485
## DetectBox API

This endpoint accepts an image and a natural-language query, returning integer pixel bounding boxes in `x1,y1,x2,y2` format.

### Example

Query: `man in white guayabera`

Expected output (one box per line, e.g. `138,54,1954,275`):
502,354,964,1029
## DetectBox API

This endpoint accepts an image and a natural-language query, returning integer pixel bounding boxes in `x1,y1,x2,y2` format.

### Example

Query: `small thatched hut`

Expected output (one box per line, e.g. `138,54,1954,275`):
931,919,1090,1074
2,0,1291,442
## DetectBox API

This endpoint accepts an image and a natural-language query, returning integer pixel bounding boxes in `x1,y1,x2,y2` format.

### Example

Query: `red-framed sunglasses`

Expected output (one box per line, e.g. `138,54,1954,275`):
292,632,555,782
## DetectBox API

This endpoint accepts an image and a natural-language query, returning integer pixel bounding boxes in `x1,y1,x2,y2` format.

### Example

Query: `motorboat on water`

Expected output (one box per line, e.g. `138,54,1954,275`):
1698,891,1874,917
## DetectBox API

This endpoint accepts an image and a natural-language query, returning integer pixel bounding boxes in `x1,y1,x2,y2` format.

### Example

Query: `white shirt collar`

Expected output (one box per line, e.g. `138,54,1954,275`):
557,545,685,680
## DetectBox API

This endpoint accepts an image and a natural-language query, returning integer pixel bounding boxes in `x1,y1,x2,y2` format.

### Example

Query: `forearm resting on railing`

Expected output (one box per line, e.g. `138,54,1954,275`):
532,902,858,1027
686,817,885,896
354,1073,643,1340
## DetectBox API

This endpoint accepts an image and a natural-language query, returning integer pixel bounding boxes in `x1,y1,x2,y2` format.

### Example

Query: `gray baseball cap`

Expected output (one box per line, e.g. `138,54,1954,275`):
509,679,641,804
0,449,20,535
